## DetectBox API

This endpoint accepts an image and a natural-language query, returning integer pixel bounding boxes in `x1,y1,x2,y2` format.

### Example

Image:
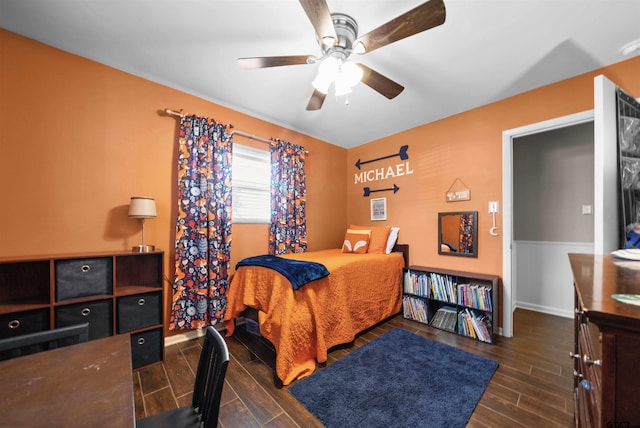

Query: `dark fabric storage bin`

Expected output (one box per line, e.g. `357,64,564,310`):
55,257,113,302
55,299,113,341
0,308,50,339
117,292,162,333
130,328,162,369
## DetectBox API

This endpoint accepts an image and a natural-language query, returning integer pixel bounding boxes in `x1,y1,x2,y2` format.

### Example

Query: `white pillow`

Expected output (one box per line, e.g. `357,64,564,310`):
385,227,400,254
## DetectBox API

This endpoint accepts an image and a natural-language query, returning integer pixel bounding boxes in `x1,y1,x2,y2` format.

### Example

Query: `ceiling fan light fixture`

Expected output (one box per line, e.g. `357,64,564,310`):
334,78,352,97
312,56,339,94
334,61,363,96
321,35,336,47
312,74,331,94
352,41,366,54
313,56,362,96
340,61,363,87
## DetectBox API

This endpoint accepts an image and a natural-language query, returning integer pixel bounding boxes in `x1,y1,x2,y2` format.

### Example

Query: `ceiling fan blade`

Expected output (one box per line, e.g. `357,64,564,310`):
356,0,446,54
238,55,312,69
299,0,337,43
359,64,404,99
306,89,326,110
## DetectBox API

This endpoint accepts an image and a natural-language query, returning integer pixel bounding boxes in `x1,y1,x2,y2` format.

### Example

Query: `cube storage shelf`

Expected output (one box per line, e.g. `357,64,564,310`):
402,265,498,343
0,250,164,369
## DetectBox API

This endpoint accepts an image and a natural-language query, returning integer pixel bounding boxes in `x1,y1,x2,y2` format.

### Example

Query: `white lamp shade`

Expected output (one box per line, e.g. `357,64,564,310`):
312,56,340,94
340,61,363,87
334,78,352,97
128,197,157,218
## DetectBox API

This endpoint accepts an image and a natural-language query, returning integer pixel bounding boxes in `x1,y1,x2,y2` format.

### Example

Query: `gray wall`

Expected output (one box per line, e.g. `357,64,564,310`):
513,122,594,242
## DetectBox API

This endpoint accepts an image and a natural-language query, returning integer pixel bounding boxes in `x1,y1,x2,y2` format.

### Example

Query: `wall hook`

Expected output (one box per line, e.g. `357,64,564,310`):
488,201,499,236
490,213,499,236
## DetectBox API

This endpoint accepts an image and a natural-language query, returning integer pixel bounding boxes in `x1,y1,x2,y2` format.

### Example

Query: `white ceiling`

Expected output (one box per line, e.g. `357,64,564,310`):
1,0,639,148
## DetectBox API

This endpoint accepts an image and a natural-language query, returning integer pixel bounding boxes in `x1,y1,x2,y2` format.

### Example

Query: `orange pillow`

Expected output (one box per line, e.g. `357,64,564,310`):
350,224,391,254
346,228,371,236
342,230,370,254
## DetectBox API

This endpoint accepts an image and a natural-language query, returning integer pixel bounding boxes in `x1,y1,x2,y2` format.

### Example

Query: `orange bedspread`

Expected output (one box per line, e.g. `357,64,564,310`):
223,249,404,385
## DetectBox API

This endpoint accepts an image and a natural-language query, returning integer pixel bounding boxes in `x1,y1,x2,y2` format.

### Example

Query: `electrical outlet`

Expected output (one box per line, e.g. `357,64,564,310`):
488,201,499,214
582,204,592,215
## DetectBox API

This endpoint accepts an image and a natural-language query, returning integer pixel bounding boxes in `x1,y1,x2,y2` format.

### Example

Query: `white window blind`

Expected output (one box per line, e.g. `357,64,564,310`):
232,144,271,224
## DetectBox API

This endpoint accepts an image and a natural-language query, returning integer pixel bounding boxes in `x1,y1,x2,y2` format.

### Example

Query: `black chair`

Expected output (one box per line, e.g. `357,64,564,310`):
0,322,89,361
137,326,230,428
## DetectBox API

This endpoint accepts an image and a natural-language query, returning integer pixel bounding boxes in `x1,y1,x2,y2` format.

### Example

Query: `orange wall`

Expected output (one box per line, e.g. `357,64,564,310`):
0,29,347,260
347,55,640,279
0,30,347,334
3,28,640,332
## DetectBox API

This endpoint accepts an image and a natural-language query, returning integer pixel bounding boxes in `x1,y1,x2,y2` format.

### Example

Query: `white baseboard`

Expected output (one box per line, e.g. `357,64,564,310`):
164,329,205,347
516,301,573,319
162,324,228,347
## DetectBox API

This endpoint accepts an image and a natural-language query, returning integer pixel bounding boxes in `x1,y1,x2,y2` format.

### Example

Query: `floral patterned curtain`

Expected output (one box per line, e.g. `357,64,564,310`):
269,139,307,255
170,115,233,330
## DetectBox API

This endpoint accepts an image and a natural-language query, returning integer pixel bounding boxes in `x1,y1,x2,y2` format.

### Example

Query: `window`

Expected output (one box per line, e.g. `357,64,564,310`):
232,144,271,223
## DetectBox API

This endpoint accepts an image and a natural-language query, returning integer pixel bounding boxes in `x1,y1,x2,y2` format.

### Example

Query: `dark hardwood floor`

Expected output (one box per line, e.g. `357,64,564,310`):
133,308,575,427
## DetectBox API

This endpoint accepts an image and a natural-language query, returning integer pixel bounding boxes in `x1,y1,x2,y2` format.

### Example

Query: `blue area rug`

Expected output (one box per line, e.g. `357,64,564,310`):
288,328,498,428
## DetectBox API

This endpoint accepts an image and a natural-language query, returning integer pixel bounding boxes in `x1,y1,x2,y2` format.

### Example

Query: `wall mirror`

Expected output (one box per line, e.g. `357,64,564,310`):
438,211,478,257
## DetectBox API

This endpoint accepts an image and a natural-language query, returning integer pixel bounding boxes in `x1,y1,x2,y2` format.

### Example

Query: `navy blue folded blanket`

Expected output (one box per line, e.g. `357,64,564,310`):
236,255,330,290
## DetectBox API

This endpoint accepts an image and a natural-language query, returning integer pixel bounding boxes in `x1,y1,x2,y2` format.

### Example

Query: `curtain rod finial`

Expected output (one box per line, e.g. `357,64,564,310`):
164,108,186,118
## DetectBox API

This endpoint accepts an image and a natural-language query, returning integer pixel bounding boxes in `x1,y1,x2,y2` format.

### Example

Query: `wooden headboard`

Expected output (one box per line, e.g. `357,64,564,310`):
392,243,409,268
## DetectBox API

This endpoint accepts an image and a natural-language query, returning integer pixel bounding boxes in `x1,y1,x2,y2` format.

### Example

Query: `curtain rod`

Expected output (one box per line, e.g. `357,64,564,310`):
163,108,309,153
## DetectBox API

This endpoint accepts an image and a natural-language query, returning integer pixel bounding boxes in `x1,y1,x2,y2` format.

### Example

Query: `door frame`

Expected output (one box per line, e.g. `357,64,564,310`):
501,110,594,337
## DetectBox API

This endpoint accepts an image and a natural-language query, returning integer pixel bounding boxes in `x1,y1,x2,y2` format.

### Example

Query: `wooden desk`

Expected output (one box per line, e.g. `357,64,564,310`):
0,334,135,427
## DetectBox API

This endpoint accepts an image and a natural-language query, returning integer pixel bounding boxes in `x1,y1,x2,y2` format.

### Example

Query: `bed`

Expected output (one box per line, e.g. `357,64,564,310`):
223,240,408,385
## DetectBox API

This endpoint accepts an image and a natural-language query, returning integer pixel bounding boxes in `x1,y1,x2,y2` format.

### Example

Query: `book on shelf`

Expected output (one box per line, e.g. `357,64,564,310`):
458,308,492,343
457,283,492,311
404,270,430,297
429,273,457,303
403,270,413,294
429,305,457,332
403,295,428,324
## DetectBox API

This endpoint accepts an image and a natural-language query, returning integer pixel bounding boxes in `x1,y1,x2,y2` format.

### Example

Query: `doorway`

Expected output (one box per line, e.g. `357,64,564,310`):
501,111,594,337
512,121,594,317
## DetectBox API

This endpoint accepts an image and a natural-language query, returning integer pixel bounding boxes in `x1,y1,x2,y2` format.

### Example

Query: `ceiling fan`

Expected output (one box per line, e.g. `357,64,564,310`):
238,0,446,111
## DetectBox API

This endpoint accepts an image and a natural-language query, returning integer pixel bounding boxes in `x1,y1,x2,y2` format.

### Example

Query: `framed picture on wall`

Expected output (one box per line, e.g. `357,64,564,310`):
370,197,387,221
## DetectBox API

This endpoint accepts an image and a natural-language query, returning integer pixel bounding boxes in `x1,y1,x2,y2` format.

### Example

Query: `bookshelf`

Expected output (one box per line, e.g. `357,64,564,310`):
402,265,499,343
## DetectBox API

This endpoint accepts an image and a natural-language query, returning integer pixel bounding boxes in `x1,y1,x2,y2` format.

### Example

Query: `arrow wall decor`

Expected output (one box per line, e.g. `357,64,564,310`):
363,184,400,197
355,145,409,170
355,144,411,198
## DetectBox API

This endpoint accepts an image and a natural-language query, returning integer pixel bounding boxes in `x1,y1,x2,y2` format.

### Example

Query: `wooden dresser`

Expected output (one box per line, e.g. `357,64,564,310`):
569,254,640,427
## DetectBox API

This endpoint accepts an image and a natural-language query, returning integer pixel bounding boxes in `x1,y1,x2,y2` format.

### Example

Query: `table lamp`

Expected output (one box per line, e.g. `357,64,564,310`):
128,196,157,252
